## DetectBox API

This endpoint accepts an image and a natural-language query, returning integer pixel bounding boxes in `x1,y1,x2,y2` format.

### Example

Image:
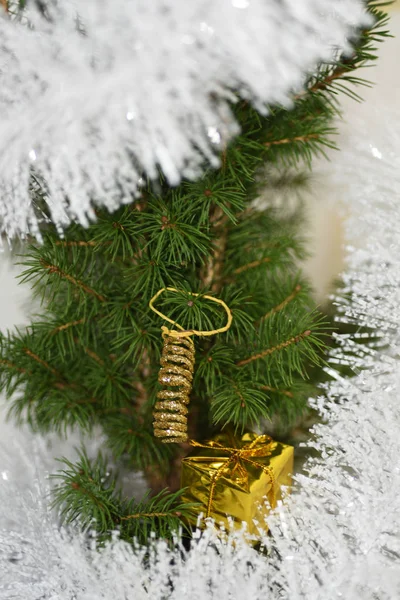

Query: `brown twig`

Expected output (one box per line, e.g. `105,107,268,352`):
133,347,150,408
40,260,106,302
259,284,302,322
200,204,229,294
79,343,105,366
264,133,319,148
73,336,105,368
51,318,86,334
55,241,98,247
233,382,247,408
0,358,28,374
294,65,350,102
23,348,58,376
260,385,294,399
0,0,8,13
307,67,349,94
237,329,311,367
120,511,181,521
68,483,106,513
146,445,188,495
233,257,271,275
221,149,228,172
23,347,98,404
23,347,75,390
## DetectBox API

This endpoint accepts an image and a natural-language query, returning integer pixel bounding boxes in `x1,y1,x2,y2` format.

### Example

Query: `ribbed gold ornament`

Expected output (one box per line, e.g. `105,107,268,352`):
149,287,232,444
153,333,195,443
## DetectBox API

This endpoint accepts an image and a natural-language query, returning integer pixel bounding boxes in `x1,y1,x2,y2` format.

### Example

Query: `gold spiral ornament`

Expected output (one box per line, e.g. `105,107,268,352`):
149,287,233,444
153,333,195,443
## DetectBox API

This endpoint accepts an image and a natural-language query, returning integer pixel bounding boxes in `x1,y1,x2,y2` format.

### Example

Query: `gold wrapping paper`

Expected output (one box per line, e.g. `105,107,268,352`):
181,432,294,536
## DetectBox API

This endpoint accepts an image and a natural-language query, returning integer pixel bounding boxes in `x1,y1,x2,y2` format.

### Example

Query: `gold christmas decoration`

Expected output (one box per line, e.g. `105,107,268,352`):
181,431,294,535
149,287,232,443
153,333,195,443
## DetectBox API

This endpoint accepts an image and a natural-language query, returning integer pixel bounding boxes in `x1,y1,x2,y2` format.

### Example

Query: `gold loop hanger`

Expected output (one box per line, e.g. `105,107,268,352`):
149,287,233,443
149,287,232,339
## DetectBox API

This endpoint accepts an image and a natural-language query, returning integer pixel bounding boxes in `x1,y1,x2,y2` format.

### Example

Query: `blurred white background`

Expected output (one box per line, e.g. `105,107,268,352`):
303,4,400,301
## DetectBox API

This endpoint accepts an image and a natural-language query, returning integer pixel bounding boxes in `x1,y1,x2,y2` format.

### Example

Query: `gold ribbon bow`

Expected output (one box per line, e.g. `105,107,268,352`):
189,434,276,519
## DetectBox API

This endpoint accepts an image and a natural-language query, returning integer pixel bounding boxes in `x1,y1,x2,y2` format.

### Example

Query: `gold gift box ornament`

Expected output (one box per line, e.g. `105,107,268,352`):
181,432,294,536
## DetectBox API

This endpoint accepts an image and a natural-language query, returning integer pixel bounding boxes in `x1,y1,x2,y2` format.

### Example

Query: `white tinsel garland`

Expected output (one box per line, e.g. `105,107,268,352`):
0,0,369,239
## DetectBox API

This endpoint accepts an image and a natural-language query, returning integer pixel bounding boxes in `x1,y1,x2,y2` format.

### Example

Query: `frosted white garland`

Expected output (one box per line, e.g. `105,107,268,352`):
264,107,400,598
0,0,369,239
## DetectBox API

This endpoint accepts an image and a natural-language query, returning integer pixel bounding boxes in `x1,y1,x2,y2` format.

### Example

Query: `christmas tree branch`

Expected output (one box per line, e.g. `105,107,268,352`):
40,260,107,303
76,340,105,366
259,284,302,322
300,2,391,100
55,240,98,247
51,319,86,334
51,451,194,544
22,346,89,396
264,133,320,147
233,257,271,275
308,66,350,95
0,358,27,373
260,385,294,399
120,510,181,521
23,347,59,375
200,206,229,293
236,329,312,367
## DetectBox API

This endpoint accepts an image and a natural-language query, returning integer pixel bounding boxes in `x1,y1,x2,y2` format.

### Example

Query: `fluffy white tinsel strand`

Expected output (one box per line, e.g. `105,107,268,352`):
0,0,369,239
266,105,400,598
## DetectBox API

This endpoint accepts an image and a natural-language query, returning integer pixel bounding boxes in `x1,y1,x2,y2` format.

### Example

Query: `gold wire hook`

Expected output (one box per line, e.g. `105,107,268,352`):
149,287,232,339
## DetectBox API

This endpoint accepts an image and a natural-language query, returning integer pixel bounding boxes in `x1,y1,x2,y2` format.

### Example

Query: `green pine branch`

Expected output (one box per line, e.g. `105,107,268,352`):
50,450,195,544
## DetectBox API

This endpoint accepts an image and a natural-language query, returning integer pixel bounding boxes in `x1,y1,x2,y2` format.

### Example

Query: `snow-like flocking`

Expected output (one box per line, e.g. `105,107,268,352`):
0,0,369,239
